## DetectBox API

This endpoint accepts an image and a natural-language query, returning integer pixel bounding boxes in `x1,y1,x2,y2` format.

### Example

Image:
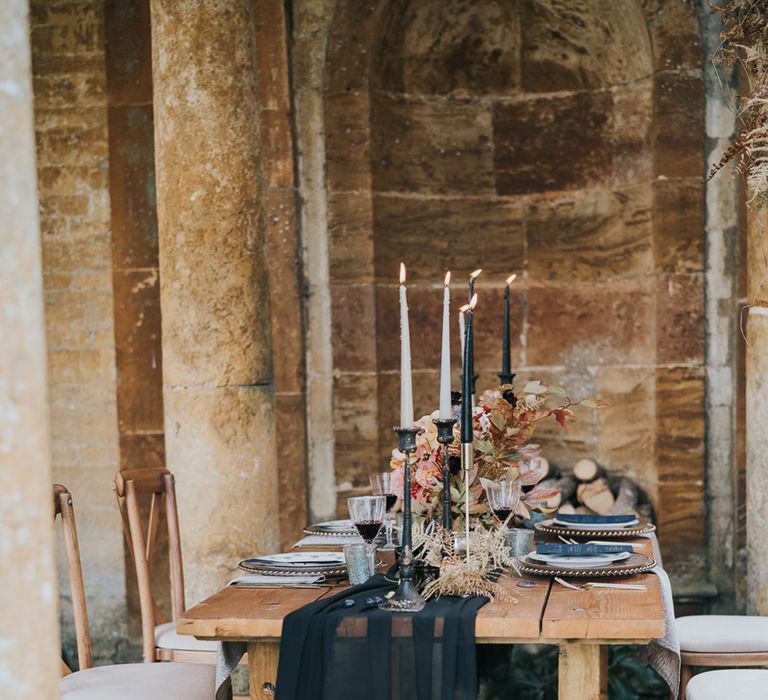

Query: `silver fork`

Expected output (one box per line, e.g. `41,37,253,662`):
554,576,647,591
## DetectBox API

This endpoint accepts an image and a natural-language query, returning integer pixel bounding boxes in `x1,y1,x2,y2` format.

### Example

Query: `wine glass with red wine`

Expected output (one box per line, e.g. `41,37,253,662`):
370,472,398,550
347,495,386,564
484,479,522,527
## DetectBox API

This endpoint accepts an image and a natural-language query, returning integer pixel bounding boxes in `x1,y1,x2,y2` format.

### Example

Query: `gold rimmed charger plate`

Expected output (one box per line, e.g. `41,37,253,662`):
238,560,347,578
516,552,656,578
533,518,656,539
303,523,358,537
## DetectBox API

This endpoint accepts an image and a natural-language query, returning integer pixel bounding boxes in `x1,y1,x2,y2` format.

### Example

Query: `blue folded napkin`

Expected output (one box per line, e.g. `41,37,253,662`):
536,543,634,555
555,513,636,524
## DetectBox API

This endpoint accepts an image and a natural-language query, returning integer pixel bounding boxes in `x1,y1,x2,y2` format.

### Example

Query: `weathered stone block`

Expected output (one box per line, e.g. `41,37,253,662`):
641,0,702,72
43,285,115,349
655,366,706,470
333,372,380,487
253,0,290,114
654,72,705,179
260,108,295,190
653,178,705,273
612,83,653,187
371,92,494,195
527,282,654,366
31,21,105,57
493,91,612,194
656,273,705,365
324,1,381,93
331,284,377,372
107,104,158,269
595,367,655,496
104,0,152,104
112,268,164,432
373,0,521,96
526,185,653,282
520,0,652,92
328,192,375,284
275,392,308,548
372,195,523,283
265,189,304,394
326,91,372,193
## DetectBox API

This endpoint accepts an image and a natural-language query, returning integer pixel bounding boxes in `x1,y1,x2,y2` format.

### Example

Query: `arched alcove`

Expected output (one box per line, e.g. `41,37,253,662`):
321,0,707,586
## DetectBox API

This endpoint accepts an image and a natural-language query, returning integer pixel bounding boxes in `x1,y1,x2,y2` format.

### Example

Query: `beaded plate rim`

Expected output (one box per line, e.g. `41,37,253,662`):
533,519,656,538
516,553,656,578
238,561,348,577
302,525,359,537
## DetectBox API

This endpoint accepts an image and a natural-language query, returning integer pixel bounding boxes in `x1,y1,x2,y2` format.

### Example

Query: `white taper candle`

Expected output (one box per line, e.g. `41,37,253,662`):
399,263,414,427
439,271,452,419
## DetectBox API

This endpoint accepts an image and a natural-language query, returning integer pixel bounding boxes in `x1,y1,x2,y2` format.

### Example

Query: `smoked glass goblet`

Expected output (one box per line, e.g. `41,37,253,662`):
370,472,398,550
484,479,522,527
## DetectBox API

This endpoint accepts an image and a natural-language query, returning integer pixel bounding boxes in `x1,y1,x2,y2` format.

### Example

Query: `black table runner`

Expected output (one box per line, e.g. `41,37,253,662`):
275,574,487,700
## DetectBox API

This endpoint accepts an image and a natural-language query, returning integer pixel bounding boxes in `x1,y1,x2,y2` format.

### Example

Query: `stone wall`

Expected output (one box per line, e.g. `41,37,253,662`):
294,0,715,590
30,0,128,664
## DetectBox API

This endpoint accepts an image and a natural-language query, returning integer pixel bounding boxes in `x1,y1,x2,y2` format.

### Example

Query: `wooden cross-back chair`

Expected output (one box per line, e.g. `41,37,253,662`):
113,468,218,664
54,483,92,675
53,484,215,699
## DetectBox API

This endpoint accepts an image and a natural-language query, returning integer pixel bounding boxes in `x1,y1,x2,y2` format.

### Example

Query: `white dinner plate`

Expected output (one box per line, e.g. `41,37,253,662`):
313,519,355,532
251,551,346,567
553,518,639,530
526,551,632,568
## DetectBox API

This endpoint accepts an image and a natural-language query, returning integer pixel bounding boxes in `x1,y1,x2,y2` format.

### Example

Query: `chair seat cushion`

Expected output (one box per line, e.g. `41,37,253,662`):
676,615,768,653
60,661,215,700
686,670,768,699
155,621,218,652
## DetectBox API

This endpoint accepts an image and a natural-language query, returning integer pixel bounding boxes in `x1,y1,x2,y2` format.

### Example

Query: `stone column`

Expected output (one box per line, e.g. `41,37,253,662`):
746,206,768,615
0,1,60,697
150,0,279,604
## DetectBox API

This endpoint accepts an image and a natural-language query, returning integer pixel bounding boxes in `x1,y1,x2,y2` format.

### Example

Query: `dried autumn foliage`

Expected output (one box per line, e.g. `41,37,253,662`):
709,0,768,206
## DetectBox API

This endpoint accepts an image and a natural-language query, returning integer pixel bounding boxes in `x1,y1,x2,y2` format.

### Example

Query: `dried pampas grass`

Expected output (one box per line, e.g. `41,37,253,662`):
413,522,520,601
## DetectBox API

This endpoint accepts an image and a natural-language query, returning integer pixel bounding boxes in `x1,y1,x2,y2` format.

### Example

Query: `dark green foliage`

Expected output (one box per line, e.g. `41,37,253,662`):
478,644,668,700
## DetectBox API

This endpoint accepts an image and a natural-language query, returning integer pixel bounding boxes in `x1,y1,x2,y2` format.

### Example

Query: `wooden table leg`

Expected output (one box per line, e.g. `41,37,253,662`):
558,643,607,700
247,641,279,699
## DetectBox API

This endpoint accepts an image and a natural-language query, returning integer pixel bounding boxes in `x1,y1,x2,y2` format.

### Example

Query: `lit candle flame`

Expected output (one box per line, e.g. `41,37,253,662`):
470,268,482,280
400,262,406,285
444,271,451,286
469,293,478,310
459,303,470,313
506,273,517,286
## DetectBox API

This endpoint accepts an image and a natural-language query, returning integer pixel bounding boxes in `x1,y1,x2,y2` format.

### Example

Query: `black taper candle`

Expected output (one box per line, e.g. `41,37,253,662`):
461,303,474,443
468,270,481,397
499,274,516,386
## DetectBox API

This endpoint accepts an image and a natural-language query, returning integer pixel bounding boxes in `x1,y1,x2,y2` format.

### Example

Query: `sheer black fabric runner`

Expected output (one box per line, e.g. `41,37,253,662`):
275,574,487,700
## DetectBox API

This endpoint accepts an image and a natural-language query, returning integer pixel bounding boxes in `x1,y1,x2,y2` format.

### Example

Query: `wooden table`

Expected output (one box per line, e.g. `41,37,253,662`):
177,537,665,700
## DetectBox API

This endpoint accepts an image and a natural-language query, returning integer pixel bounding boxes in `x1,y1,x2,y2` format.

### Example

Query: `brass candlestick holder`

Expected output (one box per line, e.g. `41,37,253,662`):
379,425,425,613
433,417,457,531
461,440,474,561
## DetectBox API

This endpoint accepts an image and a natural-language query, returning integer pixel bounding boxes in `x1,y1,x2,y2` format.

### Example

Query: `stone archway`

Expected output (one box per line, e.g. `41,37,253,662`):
305,0,711,590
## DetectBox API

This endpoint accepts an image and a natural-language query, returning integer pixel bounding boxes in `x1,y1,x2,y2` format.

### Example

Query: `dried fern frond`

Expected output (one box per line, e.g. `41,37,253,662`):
413,521,520,601
711,1,768,205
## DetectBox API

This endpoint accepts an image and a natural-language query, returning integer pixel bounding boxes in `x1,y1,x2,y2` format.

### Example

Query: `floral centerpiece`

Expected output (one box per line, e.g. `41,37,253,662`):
389,381,601,529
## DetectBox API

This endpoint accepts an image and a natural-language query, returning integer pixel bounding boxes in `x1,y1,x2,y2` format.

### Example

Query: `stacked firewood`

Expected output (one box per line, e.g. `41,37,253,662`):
535,458,653,519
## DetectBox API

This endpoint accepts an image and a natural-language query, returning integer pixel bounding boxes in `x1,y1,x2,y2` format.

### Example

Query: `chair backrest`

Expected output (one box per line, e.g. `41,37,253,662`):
113,468,185,662
53,484,93,672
